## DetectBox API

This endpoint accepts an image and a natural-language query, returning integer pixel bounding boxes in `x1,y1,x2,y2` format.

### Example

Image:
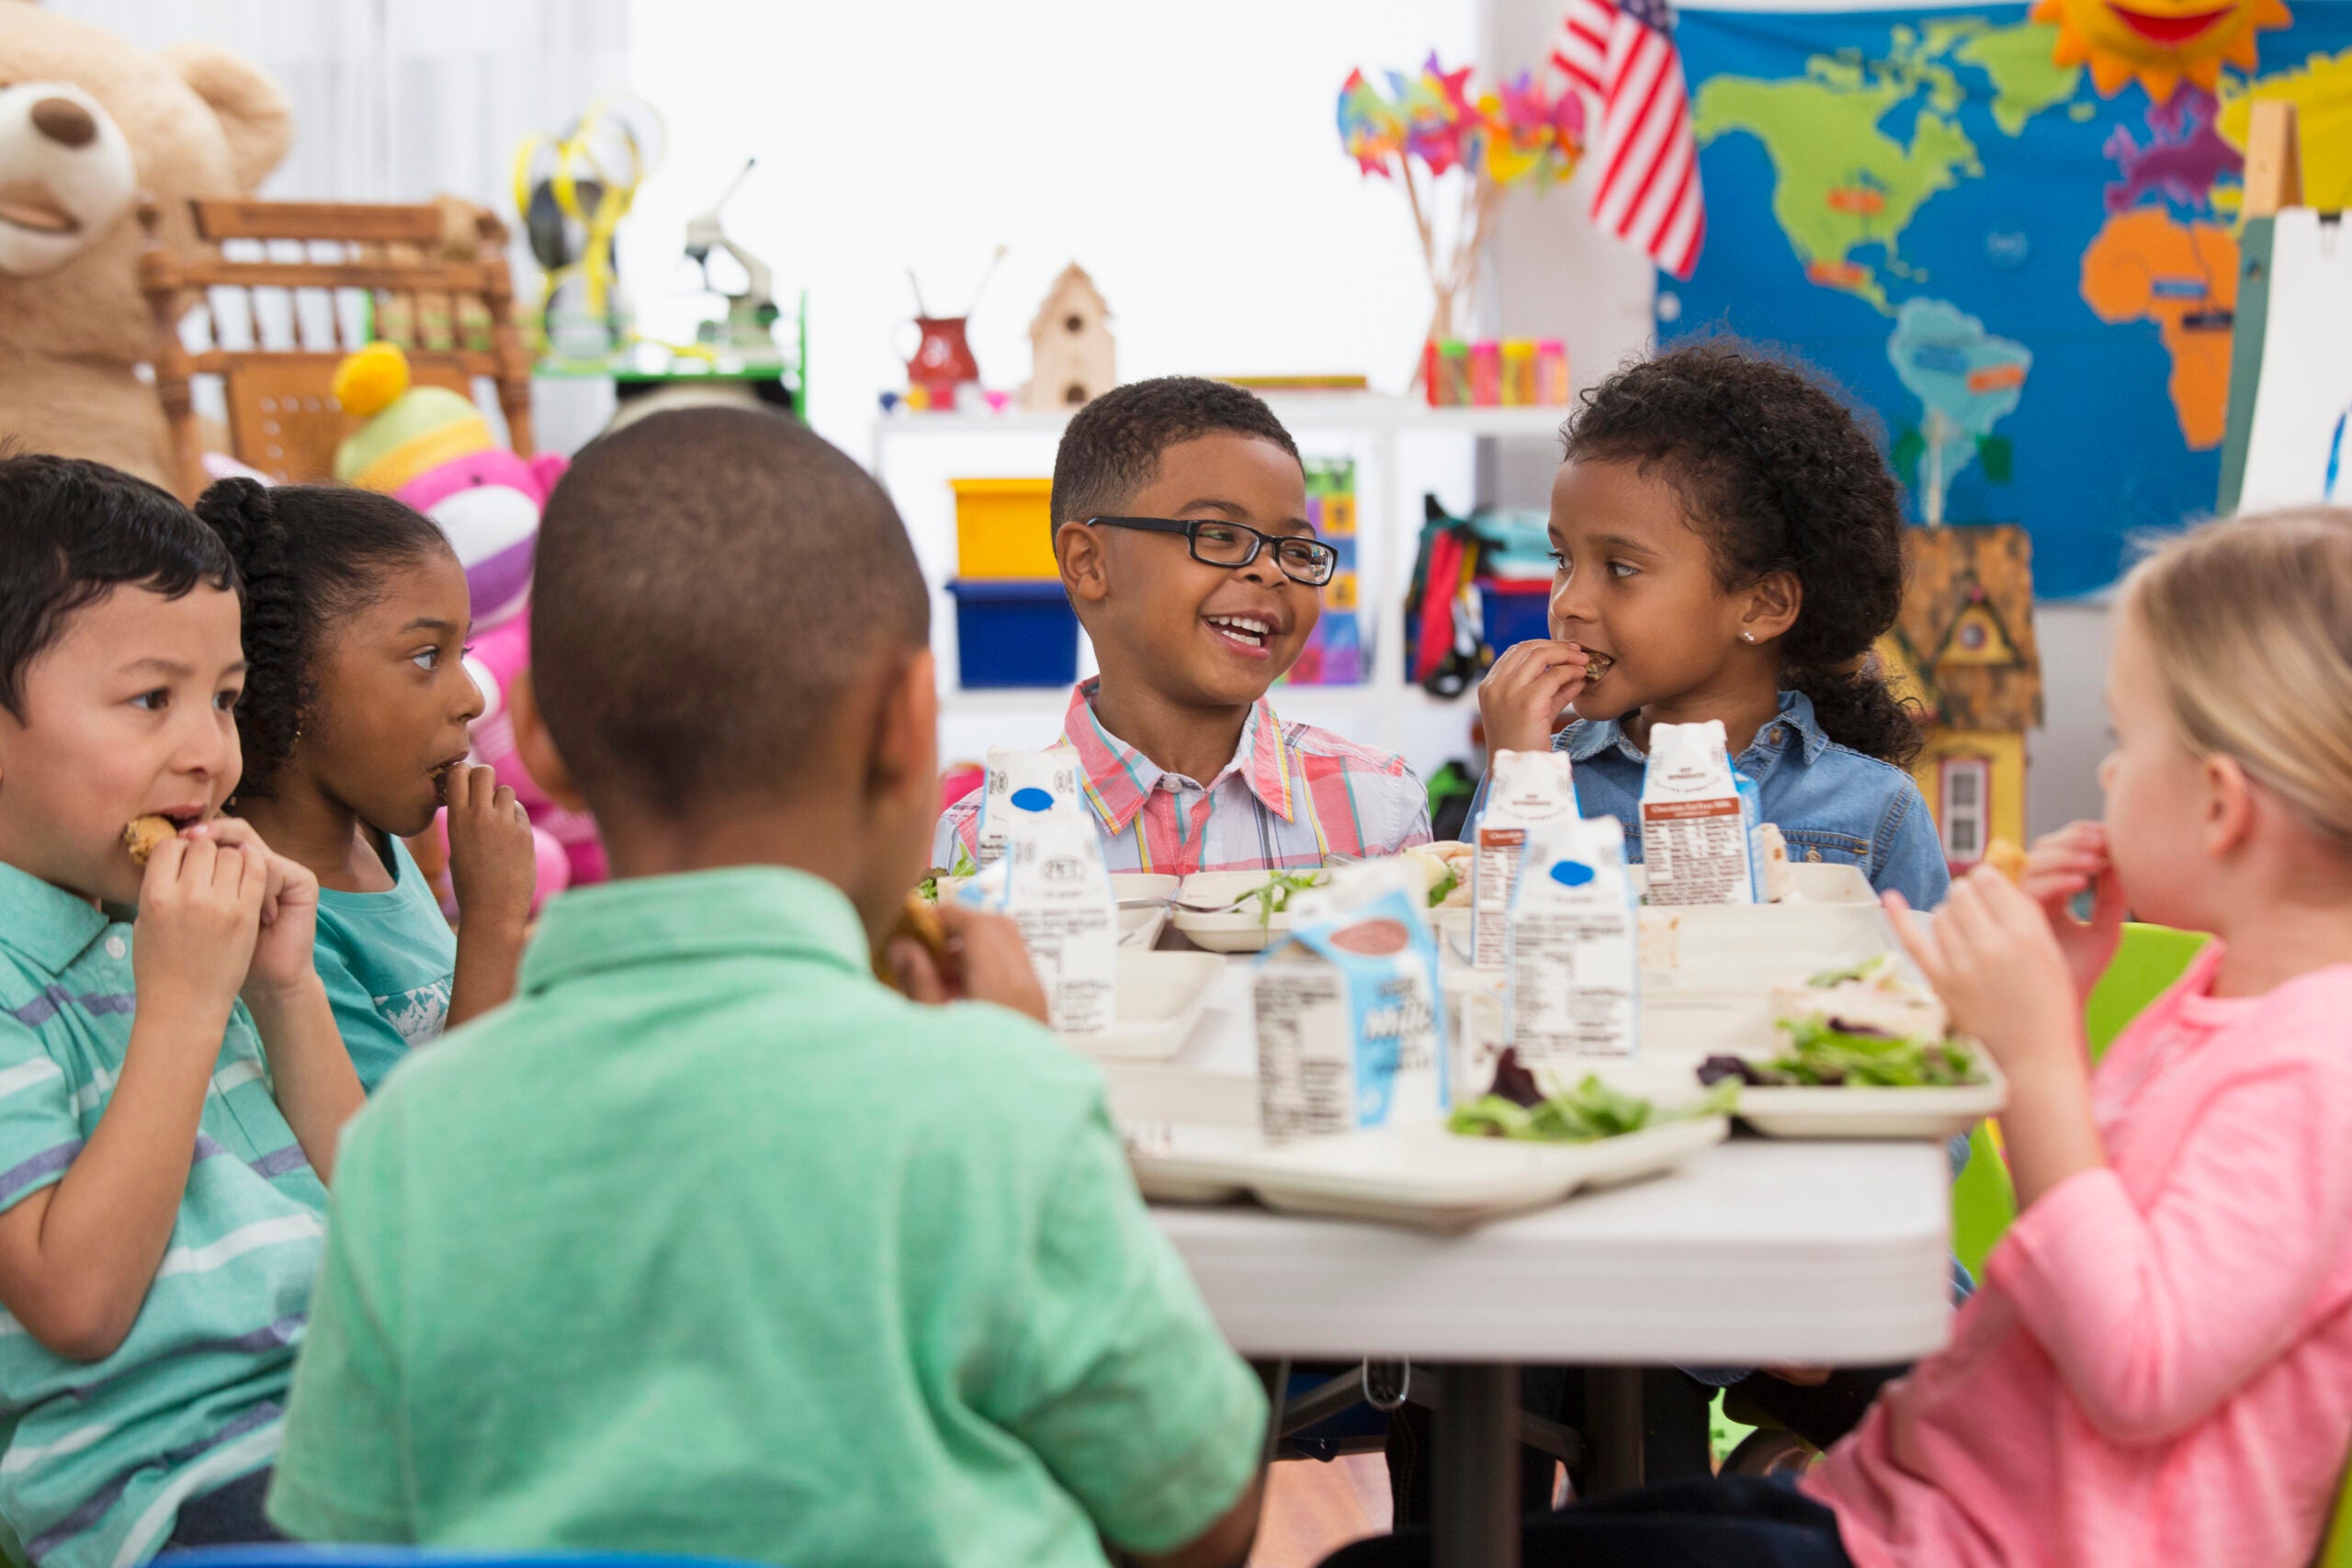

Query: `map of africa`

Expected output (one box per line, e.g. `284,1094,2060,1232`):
1665,4,2352,596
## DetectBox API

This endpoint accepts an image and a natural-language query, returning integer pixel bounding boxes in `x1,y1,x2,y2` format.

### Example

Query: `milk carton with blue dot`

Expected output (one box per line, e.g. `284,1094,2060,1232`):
1508,815,1639,1063
973,744,1084,868
1254,862,1450,1142
957,750,1116,1035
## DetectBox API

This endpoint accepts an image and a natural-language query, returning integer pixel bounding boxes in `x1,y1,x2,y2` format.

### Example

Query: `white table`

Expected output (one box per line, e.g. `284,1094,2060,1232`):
1130,959,1955,1568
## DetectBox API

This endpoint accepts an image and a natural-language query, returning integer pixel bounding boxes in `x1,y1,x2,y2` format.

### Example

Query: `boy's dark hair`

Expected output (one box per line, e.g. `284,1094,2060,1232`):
1050,377,1302,532
1564,343,1923,766
196,480,452,802
531,408,931,813
0,454,235,720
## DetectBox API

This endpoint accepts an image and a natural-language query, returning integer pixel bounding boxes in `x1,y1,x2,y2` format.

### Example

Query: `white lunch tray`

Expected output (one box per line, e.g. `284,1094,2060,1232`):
1576,1036,2008,1141
1059,951,1221,1062
1100,1062,1727,1230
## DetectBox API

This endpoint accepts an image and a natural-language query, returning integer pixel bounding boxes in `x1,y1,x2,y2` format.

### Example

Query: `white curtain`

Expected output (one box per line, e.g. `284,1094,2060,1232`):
48,0,630,214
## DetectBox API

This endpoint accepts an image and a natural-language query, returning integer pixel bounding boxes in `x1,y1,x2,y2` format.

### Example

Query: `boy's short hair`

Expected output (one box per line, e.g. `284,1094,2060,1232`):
531,408,930,814
0,453,233,719
1050,377,1301,535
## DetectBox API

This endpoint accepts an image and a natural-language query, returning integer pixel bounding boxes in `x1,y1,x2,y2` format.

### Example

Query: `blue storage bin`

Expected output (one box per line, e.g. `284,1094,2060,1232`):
1477,578,1554,656
948,579,1080,688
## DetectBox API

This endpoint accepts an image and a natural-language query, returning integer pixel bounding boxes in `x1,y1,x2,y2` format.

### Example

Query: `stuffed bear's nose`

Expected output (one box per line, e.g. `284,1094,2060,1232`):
30,97,96,149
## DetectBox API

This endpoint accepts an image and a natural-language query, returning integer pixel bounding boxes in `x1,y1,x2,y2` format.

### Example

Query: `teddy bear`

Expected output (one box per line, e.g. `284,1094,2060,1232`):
0,4,289,490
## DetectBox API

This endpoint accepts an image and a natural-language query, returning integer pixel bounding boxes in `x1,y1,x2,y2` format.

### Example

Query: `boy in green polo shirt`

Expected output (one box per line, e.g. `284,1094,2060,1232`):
268,409,1270,1568
0,456,367,1568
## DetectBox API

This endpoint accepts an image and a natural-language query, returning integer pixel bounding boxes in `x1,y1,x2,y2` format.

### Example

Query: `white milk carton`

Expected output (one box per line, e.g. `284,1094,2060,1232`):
956,787,1116,1034
1255,863,1449,1143
973,744,1084,868
1473,750,1577,971
1508,815,1640,1062
1638,720,1764,906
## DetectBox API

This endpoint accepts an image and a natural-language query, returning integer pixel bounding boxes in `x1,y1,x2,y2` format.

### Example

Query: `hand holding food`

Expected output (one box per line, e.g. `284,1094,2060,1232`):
1476,639,1600,756
2010,821,2126,1002
886,902,1050,1026
131,835,266,1032
443,763,537,934
178,818,321,999
1885,870,2085,1083
122,814,177,867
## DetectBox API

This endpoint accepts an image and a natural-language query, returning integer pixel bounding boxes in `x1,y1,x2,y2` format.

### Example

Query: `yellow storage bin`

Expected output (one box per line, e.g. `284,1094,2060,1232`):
953,478,1058,579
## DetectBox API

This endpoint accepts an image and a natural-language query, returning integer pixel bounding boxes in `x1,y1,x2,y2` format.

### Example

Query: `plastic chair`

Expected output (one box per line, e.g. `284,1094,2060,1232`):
160,1552,762,1568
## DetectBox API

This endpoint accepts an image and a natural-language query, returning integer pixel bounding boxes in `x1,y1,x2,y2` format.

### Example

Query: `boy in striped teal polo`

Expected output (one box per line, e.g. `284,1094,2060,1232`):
0,457,365,1567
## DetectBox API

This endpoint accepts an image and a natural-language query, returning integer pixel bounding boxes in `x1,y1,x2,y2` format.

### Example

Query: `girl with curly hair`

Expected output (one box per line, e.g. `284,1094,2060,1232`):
1478,340,1947,908
196,479,537,1090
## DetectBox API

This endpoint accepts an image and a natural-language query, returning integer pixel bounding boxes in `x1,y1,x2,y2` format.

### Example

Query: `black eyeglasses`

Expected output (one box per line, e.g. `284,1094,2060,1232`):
1083,516,1340,587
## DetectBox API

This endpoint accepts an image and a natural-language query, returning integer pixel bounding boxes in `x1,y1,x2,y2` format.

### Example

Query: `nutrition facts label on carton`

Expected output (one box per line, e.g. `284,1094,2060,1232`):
1256,967,1353,1141
1643,797,1749,905
1511,908,1635,1059
1473,827,1527,968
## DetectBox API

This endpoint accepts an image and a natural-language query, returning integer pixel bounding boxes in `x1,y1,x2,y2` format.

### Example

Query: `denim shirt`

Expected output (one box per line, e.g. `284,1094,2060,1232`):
1501,690,1952,910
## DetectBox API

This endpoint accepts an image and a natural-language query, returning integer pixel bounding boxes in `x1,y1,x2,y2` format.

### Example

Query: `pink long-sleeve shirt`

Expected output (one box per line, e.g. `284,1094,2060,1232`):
1809,947,2352,1568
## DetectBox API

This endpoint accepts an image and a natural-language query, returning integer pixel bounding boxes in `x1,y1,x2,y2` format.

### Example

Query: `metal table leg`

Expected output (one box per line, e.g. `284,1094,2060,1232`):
1431,1361,1521,1568
1584,1366,1646,1497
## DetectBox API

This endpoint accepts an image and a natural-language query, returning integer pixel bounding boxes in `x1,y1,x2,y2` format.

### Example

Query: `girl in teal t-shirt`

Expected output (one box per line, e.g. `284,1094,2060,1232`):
199,479,538,1090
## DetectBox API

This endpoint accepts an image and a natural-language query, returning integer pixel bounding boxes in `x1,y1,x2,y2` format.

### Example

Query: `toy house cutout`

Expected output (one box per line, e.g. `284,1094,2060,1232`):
1025,263,1115,412
1875,525,2043,873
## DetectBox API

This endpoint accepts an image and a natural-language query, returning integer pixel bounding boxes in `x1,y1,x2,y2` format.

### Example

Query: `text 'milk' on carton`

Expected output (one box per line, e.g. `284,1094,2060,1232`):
1256,864,1448,1143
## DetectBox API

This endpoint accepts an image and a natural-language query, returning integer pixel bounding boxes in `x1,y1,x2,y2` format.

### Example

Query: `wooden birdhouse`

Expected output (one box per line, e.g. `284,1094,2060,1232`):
1024,263,1115,412
1875,525,2042,874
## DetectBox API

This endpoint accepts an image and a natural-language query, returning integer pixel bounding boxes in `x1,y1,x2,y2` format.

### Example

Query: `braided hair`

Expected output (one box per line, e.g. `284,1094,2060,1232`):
1562,342,1922,766
195,479,452,801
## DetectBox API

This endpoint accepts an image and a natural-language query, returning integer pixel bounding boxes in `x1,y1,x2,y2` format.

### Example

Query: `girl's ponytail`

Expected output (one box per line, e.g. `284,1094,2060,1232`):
196,479,310,801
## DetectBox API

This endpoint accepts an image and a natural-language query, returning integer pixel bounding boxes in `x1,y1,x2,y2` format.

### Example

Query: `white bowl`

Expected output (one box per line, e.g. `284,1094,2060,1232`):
1170,869,1327,953
1061,951,1222,1061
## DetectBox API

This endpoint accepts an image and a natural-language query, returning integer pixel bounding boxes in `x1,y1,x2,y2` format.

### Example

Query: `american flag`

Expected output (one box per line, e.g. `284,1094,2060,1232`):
1550,0,1705,280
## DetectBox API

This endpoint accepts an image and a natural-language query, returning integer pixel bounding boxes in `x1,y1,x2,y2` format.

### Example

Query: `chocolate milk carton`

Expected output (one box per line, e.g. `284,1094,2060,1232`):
1638,721,1763,906
1508,814,1639,1062
1255,863,1449,1143
973,744,1084,868
1473,750,1577,971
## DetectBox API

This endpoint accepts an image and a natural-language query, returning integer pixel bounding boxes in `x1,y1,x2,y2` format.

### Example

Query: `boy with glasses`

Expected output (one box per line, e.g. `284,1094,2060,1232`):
933,378,1430,874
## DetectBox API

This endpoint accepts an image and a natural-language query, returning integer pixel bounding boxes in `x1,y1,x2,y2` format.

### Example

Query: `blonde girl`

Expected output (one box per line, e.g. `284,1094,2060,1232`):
1341,509,2352,1567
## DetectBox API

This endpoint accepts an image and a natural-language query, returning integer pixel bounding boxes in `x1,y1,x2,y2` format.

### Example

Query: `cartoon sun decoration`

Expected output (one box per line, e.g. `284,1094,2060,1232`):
2035,0,2292,99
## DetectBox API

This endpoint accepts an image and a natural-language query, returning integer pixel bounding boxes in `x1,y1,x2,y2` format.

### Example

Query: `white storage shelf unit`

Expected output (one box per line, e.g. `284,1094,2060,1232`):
872,398,1568,778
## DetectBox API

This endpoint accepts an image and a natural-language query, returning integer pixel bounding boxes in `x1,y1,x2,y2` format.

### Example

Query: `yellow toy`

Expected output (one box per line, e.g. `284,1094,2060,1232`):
511,96,665,354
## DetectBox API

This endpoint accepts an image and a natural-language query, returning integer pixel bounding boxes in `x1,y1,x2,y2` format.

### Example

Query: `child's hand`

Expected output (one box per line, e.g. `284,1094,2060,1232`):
132,836,266,1030
443,765,537,935
182,818,319,1003
2017,821,2126,1001
1478,639,1592,756
889,905,1050,1026
1886,869,2086,1083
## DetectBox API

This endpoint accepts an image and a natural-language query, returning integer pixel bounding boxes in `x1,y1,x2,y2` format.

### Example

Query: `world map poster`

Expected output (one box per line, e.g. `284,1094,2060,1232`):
1662,1,2352,597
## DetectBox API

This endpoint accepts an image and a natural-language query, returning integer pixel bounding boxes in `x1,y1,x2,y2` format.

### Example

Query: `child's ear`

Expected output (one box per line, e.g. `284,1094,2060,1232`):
869,646,940,805
1057,521,1111,606
2202,752,2256,858
1742,570,1803,646
508,671,589,814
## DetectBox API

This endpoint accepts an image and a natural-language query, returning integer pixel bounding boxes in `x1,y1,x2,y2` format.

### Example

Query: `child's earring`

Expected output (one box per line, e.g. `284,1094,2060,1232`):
1741,631,1757,644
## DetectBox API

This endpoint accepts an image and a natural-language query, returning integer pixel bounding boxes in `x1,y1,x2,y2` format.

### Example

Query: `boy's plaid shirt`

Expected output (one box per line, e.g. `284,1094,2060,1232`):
932,680,1431,874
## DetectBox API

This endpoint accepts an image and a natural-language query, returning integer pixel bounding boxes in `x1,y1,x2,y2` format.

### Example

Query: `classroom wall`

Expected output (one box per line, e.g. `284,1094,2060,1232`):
1480,0,2115,840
